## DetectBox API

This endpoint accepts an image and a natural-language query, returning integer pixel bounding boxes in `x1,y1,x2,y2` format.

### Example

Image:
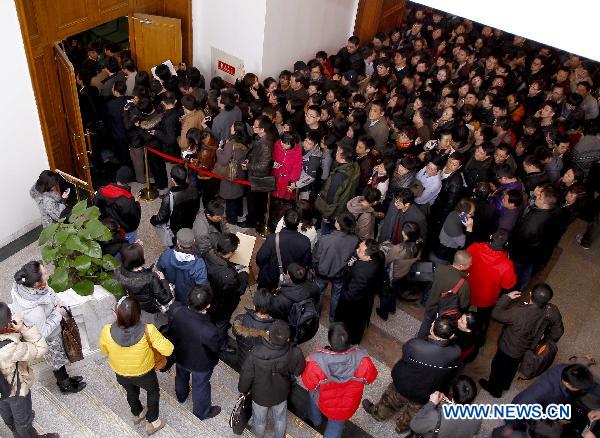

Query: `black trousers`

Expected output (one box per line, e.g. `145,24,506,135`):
476,306,494,346
0,392,35,438
116,370,160,422
225,198,244,223
488,348,521,396
148,152,168,190
246,191,268,227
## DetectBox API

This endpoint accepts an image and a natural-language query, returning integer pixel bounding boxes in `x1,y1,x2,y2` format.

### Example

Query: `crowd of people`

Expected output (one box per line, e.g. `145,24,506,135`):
5,3,600,438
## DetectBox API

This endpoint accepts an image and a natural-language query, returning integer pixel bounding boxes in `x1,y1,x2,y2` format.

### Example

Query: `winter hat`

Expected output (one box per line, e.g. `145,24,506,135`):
115,166,135,184
176,228,195,249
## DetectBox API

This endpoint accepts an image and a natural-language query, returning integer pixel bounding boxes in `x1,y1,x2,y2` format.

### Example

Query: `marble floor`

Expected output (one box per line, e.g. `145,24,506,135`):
1,190,599,437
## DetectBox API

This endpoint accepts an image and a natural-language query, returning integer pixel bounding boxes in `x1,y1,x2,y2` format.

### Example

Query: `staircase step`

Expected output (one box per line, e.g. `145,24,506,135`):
155,365,253,438
214,360,321,438
93,359,219,438
30,386,96,438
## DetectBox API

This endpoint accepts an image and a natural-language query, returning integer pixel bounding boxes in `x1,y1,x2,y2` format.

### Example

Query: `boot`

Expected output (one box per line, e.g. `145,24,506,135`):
57,378,86,394
34,429,60,438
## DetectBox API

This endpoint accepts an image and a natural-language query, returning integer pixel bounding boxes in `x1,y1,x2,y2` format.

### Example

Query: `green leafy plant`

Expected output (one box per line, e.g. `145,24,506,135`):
38,200,123,296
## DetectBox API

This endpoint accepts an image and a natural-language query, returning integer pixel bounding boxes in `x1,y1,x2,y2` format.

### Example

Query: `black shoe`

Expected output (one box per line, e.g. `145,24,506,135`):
478,379,501,398
35,432,60,438
236,221,252,228
70,376,84,384
362,399,375,415
375,308,388,321
204,405,221,419
57,378,86,394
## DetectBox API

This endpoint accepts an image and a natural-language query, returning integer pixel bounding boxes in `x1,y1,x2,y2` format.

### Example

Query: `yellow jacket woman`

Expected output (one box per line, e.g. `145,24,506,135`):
98,296,173,435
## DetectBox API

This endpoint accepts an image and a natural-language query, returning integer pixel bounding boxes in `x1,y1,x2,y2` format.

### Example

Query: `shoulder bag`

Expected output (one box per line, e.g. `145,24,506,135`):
61,307,83,363
144,326,167,371
229,392,252,435
154,192,175,247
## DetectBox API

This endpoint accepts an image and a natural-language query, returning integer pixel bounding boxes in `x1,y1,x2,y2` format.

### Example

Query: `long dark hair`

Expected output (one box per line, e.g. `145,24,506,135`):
231,121,249,144
14,261,43,288
402,221,424,258
116,296,141,328
35,170,60,193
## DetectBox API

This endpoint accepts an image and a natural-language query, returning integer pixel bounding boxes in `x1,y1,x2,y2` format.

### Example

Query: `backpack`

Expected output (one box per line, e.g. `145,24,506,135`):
519,305,558,380
0,339,19,400
287,297,319,345
437,277,466,320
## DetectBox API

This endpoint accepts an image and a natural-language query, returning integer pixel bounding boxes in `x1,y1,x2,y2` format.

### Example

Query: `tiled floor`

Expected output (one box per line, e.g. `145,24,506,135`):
1,195,598,437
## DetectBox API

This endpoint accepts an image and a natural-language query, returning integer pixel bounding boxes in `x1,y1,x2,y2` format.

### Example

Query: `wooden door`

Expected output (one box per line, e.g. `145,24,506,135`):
354,0,406,45
53,44,93,190
130,13,182,74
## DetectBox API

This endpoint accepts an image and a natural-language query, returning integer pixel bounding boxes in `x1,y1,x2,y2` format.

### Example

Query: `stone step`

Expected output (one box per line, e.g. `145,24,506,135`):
156,364,253,438
30,385,96,438
213,360,321,438
93,359,219,438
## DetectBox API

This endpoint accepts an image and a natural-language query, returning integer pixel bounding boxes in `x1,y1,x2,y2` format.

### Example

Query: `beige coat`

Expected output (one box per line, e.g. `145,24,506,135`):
178,109,205,150
386,243,420,280
0,326,48,396
346,196,375,241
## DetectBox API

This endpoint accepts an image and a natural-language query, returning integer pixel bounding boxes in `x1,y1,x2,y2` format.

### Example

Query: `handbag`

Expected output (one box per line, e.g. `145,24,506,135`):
153,192,175,247
249,175,276,192
61,307,83,363
229,392,252,435
144,326,167,371
406,261,434,282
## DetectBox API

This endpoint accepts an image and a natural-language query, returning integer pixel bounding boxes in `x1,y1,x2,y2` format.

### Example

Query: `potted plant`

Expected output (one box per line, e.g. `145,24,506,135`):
38,200,122,354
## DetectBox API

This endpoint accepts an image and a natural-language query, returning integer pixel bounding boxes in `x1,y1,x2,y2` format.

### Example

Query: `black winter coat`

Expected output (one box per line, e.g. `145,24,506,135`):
171,307,222,372
523,171,550,194
238,340,305,407
248,134,273,177
154,107,181,154
392,337,461,404
124,106,159,149
463,157,492,189
150,185,200,236
510,206,559,265
112,266,172,314
269,280,320,322
205,253,249,323
106,95,127,142
256,229,312,289
232,310,275,366
430,171,466,229
492,294,564,359
93,184,141,233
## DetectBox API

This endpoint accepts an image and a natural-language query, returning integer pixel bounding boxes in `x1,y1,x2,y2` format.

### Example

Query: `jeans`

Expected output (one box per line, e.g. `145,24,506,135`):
116,370,160,422
314,275,344,321
307,393,345,438
125,230,138,244
251,400,287,438
175,364,213,419
0,392,35,438
513,262,534,290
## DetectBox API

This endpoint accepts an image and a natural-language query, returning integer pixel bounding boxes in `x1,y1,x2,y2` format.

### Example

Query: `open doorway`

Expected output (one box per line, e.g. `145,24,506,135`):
59,16,131,189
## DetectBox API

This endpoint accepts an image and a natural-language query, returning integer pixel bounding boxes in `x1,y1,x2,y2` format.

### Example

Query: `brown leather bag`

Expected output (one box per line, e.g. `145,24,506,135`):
61,308,83,363
144,326,167,371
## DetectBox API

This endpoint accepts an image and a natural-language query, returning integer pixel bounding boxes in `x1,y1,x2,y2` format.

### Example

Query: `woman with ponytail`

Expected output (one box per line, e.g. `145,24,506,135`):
376,221,424,320
10,261,86,394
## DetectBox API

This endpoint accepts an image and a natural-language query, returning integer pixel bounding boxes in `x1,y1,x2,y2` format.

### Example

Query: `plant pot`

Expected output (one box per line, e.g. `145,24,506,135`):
59,285,116,356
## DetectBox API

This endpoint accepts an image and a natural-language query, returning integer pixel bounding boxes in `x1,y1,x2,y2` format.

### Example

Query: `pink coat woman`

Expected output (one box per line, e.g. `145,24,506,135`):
272,133,302,200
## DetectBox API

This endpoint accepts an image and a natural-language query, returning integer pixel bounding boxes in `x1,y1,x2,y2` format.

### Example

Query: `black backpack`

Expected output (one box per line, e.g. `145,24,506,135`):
0,339,18,400
437,277,466,320
519,305,558,380
287,297,319,345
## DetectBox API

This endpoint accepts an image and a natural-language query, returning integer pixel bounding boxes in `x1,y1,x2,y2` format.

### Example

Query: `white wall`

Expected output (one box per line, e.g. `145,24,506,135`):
192,0,267,81
0,1,48,247
261,0,359,79
415,0,600,62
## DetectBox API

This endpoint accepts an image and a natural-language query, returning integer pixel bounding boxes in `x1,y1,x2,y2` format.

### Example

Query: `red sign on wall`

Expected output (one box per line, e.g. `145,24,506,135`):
218,60,236,76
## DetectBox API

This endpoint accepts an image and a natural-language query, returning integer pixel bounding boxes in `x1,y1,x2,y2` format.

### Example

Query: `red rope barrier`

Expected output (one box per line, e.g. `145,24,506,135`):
146,147,252,186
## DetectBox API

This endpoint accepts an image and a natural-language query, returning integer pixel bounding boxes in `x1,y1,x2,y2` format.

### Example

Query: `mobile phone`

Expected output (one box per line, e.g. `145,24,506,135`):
458,212,468,224
64,188,71,195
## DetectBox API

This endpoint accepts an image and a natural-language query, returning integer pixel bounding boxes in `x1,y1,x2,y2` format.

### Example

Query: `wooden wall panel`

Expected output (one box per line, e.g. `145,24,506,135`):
97,0,130,17
134,0,164,16
50,0,92,37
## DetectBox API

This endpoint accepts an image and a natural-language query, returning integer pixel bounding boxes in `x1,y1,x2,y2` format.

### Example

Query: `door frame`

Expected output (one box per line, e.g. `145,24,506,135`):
14,0,192,186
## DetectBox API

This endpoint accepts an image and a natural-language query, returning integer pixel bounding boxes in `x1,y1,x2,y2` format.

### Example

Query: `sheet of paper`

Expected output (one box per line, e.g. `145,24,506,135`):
229,232,256,267
151,60,178,81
